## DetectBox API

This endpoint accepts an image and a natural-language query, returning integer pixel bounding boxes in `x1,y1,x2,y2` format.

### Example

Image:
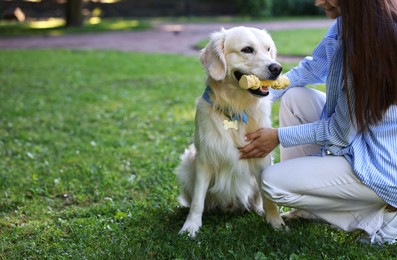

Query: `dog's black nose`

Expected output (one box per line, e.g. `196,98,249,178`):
268,63,282,76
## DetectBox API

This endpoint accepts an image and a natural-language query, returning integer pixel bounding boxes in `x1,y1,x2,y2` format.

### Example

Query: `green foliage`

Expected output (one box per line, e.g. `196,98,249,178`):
238,0,273,17
0,50,395,258
237,0,323,17
272,0,323,16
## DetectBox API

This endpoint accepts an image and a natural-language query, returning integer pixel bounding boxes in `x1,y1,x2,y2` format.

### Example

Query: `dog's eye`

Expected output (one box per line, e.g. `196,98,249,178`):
268,47,271,52
241,46,254,54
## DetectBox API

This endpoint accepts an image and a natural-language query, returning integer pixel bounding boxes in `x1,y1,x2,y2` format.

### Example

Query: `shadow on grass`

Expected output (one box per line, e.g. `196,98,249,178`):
124,201,397,259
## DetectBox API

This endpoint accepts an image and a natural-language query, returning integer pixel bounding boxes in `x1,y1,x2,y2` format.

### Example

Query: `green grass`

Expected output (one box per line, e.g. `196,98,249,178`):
1,50,396,259
270,28,328,56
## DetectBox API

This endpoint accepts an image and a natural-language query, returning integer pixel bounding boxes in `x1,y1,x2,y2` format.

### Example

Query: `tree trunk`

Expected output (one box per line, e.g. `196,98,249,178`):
65,0,83,27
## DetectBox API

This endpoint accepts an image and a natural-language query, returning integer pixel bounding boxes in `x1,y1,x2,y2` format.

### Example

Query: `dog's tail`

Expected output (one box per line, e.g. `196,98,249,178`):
175,144,197,207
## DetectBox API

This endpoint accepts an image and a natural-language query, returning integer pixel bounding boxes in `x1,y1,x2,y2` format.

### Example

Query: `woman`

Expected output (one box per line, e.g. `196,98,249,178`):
239,0,397,245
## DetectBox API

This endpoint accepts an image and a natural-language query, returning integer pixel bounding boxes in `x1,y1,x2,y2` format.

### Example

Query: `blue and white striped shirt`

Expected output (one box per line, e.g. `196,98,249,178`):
272,18,397,208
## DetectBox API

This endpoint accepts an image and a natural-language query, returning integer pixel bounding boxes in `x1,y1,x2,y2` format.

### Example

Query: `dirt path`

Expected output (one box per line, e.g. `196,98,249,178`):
0,19,333,61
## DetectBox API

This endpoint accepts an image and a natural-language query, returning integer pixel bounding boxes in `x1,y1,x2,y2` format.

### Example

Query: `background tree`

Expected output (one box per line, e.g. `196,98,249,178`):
65,0,83,27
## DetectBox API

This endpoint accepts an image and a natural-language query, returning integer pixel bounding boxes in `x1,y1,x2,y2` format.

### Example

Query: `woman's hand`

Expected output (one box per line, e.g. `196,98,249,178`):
239,128,280,159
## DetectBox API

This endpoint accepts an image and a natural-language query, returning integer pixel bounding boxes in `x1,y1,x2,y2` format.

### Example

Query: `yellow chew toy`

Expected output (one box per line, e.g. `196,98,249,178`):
239,74,290,90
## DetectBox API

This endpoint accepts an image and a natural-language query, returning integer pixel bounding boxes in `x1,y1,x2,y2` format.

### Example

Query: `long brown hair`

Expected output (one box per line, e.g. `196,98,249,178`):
340,0,397,132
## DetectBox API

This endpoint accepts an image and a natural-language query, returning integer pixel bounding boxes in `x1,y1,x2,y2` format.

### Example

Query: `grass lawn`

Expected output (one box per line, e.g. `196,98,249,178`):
0,48,395,257
270,28,328,56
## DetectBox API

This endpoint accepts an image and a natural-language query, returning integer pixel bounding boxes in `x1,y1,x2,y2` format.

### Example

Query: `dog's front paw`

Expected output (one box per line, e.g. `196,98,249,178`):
178,221,201,238
266,214,288,231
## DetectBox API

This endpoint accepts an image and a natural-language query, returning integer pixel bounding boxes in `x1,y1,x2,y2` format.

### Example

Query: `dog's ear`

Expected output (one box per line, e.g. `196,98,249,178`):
200,29,227,81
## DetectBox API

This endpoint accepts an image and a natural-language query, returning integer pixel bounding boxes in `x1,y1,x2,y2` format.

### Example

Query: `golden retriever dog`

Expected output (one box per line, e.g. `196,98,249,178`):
176,26,285,238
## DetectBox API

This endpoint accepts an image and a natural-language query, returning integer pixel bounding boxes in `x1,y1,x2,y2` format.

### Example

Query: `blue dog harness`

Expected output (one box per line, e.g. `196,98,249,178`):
202,86,248,125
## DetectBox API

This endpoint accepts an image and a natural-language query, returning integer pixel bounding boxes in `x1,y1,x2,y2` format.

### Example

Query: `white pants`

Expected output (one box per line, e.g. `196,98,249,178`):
263,87,386,235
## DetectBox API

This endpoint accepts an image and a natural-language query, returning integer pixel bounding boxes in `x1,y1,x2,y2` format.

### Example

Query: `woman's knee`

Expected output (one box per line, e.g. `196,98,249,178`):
279,87,325,125
261,164,289,203
279,87,308,111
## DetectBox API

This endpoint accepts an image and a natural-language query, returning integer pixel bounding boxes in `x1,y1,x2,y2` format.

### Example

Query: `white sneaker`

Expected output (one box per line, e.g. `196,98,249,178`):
358,211,397,245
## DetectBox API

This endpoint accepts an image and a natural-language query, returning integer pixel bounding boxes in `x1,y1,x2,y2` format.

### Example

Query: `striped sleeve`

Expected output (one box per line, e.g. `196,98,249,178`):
278,39,357,151
271,19,340,101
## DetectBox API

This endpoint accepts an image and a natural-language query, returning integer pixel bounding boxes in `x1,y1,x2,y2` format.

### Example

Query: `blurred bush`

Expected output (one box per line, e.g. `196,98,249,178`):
238,0,273,17
238,0,323,17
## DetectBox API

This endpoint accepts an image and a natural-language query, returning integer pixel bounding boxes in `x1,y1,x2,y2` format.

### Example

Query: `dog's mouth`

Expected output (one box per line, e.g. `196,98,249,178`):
234,71,270,97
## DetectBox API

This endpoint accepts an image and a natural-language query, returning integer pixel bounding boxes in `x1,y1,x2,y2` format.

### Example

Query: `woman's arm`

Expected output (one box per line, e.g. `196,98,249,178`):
271,19,340,100
240,85,356,159
278,86,357,153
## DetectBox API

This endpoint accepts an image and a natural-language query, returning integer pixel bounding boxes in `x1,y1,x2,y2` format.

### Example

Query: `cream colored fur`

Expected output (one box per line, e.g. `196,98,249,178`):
176,26,285,238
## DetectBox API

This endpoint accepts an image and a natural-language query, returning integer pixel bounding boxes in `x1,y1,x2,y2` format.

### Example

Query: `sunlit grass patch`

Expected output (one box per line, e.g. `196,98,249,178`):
28,18,65,29
108,19,139,30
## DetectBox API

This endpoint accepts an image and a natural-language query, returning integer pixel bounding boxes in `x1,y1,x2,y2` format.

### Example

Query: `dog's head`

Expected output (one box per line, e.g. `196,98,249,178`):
200,26,282,97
